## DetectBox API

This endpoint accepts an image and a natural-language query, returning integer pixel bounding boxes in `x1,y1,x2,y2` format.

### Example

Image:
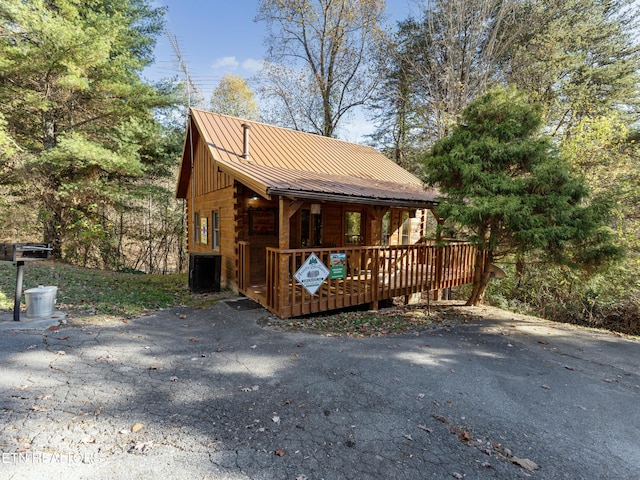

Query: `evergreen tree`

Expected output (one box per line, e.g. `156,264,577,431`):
367,20,426,174
0,0,175,258
424,88,621,305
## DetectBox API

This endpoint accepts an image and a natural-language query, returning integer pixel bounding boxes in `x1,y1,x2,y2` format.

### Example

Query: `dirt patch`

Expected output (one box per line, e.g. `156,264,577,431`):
260,300,640,339
259,300,496,337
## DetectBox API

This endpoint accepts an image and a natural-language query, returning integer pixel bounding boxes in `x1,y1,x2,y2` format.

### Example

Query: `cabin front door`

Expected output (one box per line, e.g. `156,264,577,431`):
290,208,323,248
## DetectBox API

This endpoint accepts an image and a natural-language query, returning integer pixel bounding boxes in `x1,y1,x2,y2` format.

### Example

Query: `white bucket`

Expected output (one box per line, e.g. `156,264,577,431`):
24,285,57,319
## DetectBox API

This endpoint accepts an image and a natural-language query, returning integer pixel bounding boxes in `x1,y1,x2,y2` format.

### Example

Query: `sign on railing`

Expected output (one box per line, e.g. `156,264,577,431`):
294,253,329,295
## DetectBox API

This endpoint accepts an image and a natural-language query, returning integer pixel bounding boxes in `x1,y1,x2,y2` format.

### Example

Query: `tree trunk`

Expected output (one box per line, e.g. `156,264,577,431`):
466,248,492,306
43,207,64,259
515,254,524,287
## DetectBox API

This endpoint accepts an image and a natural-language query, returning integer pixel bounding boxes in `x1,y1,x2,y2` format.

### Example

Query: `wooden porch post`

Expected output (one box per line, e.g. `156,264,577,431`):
278,197,290,314
366,205,387,310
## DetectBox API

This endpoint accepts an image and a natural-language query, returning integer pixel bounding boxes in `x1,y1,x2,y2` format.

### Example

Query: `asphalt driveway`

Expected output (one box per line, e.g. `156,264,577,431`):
1,299,639,479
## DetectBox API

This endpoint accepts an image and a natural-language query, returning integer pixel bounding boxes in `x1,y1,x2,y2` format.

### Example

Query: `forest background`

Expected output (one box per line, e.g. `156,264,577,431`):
0,0,638,332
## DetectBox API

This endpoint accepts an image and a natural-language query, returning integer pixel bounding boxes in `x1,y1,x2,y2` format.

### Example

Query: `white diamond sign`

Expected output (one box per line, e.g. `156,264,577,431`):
294,253,329,295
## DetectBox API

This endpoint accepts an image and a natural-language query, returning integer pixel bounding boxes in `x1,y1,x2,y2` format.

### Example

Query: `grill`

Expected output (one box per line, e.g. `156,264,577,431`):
0,243,52,321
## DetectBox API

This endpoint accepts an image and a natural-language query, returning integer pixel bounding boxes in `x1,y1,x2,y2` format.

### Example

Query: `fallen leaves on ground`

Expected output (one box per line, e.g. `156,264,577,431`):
511,456,540,471
433,414,449,424
130,441,153,453
131,423,144,433
265,304,476,337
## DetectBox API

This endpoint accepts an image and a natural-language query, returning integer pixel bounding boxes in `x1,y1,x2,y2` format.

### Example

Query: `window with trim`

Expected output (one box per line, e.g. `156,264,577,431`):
382,211,390,246
211,209,220,250
345,211,363,245
194,212,200,243
200,216,208,245
401,211,410,245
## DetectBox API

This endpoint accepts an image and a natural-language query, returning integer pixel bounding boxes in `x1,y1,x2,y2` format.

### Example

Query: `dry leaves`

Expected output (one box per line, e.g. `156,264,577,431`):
511,456,540,471
433,414,449,424
130,441,153,453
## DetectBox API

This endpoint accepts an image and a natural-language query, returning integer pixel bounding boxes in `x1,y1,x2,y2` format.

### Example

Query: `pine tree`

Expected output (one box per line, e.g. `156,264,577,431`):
423,88,621,305
0,0,175,258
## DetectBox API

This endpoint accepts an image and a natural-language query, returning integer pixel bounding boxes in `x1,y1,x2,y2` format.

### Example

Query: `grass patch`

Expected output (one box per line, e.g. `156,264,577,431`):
0,260,225,319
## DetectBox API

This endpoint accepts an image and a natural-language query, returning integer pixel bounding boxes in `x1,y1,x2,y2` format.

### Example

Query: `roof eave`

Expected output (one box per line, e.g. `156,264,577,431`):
266,187,438,209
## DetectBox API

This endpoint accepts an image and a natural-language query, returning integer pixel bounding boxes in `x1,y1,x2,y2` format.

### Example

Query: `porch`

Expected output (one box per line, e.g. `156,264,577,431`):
238,241,480,318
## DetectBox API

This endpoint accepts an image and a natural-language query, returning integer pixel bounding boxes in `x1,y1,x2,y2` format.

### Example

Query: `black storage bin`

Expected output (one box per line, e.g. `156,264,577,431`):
189,253,221,293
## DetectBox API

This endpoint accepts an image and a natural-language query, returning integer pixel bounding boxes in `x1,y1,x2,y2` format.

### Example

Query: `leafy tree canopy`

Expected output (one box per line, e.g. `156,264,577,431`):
210,74,260,121
507,0,640,138
423,87,621,305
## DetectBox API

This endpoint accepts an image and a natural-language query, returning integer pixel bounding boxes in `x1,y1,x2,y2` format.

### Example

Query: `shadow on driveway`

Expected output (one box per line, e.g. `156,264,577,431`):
1,300,639,479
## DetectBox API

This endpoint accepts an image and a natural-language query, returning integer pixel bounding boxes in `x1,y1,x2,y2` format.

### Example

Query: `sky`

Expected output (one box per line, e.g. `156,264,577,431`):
143,0,419,142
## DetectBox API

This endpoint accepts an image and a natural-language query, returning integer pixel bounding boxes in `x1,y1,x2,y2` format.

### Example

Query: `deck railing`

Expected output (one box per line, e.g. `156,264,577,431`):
262,242,479,318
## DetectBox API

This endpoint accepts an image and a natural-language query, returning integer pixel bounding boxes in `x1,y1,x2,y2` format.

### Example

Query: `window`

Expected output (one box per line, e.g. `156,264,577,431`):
401,211,410,245
194,212,200,244
301,209,310,247
382,211,390,246
200,216,208,245
345,211,362,245
211,210,220,250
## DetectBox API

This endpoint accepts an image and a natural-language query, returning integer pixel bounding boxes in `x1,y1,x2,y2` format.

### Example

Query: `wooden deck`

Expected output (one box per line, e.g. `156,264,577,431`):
238,242,480,319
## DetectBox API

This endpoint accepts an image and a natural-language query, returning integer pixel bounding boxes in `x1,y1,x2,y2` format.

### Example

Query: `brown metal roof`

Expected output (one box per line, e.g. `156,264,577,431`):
177,109,440,207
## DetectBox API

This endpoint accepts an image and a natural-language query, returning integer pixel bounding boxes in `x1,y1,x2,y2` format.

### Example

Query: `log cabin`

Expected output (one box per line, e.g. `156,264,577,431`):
176,109,480,318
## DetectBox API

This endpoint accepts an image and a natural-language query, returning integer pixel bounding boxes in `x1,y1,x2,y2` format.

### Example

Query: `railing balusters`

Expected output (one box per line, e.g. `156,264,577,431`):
264,242,479,318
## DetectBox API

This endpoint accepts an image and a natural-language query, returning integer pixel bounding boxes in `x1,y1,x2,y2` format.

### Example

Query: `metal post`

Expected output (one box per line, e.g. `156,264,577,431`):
14,260,24,322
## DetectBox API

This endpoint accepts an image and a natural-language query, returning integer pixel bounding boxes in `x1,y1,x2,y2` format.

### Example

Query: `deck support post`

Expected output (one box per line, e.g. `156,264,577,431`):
277,197,291,315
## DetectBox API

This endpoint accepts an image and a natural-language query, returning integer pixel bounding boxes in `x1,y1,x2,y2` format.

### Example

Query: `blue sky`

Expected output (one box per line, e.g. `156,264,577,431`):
144,1,417,140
